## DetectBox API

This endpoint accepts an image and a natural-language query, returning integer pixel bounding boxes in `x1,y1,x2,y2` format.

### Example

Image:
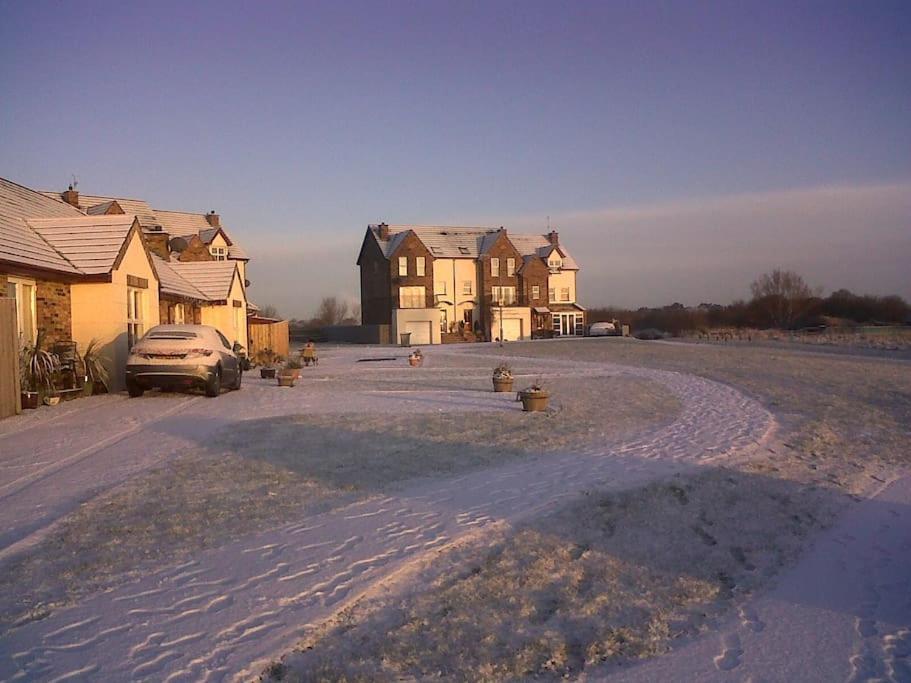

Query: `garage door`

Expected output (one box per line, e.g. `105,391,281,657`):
500,318,523,342
403,321,432,345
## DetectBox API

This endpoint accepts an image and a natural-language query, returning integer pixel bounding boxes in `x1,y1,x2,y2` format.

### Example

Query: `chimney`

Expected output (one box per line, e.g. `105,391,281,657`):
205,210,220,227
377,222,389,239
547,230,559,246
61,184,79,208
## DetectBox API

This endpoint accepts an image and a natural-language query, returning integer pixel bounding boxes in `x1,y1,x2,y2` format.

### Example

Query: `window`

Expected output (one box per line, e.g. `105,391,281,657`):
549,288,556,302
506,258,515,276
127,287,144,349
462,280,473,295
435,280,447,295
216,329,232,350
490,257,499,277
211,246,227,261
531,285,540,300
399,286,425,308
492,286,516,305
548,255,562,270
561,287,570,302
458,246,470,255
431,246,442,255
172,303,185,324
398,256,408,276
6,277,36,344
416,256,425,277
233,302,245,345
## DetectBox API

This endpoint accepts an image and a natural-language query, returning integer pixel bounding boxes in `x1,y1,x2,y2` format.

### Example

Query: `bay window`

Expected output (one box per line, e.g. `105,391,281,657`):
399,286,425,308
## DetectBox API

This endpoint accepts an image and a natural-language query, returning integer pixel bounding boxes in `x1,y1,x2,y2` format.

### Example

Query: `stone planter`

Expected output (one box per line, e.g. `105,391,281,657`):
261,367,277,379
492,377,514,392
277,373,296,387
21,391,39,410
44,395,61,406
518,390,549,412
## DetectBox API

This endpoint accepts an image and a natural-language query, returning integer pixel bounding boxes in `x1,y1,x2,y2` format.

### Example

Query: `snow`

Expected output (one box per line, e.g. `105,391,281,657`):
0,340,907,681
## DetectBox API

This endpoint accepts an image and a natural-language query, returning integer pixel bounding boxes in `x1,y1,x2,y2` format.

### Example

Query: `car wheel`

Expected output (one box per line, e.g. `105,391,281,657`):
127,380,144,398
205,366,222,397
232,366,242,390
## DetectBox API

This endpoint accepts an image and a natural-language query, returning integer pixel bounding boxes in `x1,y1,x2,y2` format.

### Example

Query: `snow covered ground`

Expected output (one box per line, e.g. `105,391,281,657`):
0,340,907,681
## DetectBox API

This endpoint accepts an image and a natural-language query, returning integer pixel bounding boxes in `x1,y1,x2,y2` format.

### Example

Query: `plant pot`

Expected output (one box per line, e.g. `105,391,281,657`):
277,373,296,387
290,368,301,380
21,392,40,410
408,357,423,367
518,390,549,412
261,367,277,379
492,377,514,392
44,395,61,406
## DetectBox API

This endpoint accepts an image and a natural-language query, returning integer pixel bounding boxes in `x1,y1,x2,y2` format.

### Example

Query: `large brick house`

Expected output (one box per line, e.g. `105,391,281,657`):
1,177,260,389
357,224,584,344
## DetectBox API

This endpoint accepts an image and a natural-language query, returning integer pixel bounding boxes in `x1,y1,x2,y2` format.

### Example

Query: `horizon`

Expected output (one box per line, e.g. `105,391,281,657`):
2,1,909,319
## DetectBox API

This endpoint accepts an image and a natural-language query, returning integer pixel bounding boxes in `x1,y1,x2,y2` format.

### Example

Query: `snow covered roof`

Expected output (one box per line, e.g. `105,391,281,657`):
153,255,208,301
26,215,139,275
43,192,165,233
365,224,580,269
165,260,239,300
0,178,83,274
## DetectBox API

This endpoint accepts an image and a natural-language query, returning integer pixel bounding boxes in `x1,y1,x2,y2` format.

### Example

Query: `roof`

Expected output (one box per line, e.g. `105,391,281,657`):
26,215,139,275
365,224,579,268
43,192,165,233
152,255,208,301
0,178,84,274
154,210,228,242
165,260,239,300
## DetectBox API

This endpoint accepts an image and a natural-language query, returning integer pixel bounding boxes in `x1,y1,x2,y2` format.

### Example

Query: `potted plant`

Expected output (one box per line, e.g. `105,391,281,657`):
257,348,277,379
79,339,110,396
408,348,424,367
19,332,59,409
492,363,514,392
517,381,549,412
285,356,303,380
277,364,296,387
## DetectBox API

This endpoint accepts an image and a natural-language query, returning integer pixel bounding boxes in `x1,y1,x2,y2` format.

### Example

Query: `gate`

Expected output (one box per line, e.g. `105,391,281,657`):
0,298,21,418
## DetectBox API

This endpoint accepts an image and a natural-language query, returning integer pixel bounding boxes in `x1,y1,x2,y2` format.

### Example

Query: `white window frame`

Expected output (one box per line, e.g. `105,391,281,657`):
561,287,571,302
399,286,425,309
506,258,515,276
6,276,37,344
173,303,185,324
210,246,227,261
531,285,540,300
462,280,473,296
233,301,245,345
490,257,499,277
398,256,408,277
435,280,447,295
549,287,556,303
548,255,562,269
127,286,145,349
416,256,425,277
492,286,516,305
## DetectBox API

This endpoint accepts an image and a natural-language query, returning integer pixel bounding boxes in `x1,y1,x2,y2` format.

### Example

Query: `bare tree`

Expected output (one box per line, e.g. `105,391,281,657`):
259,304,280,319
314,296,349,326
749,269,817,329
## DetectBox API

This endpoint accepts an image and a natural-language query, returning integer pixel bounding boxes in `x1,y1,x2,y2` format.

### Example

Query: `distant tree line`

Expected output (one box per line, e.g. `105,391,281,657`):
589,269,911,336
287,296,360,340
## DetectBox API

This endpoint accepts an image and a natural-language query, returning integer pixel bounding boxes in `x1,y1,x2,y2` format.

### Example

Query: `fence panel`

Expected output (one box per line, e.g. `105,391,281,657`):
0,298,21,418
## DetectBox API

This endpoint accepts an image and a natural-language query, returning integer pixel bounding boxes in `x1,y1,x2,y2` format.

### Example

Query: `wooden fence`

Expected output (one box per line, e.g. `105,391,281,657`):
248,318,290,359
0,298,21,418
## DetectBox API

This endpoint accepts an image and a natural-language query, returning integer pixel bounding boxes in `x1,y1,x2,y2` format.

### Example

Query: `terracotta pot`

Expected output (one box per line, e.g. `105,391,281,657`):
518,390,549,412
44,395,61,406
261,367,277,379
21,392,40,410
277,373,296,387
408,357,423,367
291,368,301,380
492,377,514,392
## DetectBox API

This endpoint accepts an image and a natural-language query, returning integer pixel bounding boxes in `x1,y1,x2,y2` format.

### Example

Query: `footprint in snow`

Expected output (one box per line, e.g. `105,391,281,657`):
714,633,743,671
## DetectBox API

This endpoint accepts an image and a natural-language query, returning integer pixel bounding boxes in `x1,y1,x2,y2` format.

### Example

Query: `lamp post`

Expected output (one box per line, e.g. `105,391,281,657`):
498,298,504,347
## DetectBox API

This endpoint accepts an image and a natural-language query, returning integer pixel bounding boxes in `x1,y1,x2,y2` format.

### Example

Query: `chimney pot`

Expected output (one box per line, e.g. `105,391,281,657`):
205,211,220,227
61,186,79,207
547,230,559,246
377,222,389,239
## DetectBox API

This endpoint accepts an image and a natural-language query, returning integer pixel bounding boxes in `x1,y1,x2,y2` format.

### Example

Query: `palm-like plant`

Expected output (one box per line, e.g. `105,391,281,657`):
79,338,110,392
19,331,60,394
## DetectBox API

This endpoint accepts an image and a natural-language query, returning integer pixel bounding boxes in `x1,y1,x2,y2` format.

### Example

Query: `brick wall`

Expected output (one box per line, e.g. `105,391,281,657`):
36,278,72,346
145,233,171,261
390,232,435,309
359,236,392,325
519,257,549,308
160,298,203,324
177,236,215,262
478,231,522,336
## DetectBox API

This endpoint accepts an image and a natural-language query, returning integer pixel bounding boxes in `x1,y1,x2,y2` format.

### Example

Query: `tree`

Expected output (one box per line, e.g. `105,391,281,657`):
314,296,349,326
259,304,280,319
749,269,817,329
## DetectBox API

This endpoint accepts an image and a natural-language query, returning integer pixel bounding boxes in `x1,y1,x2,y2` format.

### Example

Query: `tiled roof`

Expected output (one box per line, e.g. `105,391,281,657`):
152,255,208,301
367,224,580,269
165,260,239,300
0,178,83,274
26,215,138,275
228,244,249,260
155,210,216,240
42,192,165,233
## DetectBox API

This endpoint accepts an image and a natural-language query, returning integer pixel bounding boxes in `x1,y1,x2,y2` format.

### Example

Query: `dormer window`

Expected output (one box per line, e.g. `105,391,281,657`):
458,246,470,255
547,255,562,270
211,246,227,261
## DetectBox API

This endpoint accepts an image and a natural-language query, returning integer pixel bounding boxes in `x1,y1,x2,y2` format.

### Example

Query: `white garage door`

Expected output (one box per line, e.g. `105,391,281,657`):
403,321,432,345
500,318,522,342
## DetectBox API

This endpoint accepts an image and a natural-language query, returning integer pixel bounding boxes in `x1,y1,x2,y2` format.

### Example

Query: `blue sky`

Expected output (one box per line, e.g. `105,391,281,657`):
2,1,909,317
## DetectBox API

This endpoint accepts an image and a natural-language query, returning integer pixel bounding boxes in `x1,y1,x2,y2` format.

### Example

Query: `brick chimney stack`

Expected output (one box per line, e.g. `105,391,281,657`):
61,185,79,208
547,230,559,246
205,210,220,227
377,222,389,239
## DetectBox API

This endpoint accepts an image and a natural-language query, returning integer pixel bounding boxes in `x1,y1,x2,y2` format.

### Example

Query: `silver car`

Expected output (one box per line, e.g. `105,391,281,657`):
125,324,242,397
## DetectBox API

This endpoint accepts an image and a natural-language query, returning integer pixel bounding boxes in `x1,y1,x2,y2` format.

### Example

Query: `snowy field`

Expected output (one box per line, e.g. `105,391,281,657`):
0,340,908,681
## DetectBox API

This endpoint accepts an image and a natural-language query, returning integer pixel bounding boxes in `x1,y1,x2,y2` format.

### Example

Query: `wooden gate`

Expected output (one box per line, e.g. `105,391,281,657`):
0,298,21,418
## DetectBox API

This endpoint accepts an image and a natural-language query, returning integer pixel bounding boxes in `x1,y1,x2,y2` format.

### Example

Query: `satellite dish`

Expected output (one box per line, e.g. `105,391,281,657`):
169,236,189,253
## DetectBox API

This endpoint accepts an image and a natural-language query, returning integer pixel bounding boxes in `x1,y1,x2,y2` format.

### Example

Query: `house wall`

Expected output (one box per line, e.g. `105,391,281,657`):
548,270,577,304
159,297,202,325
390,232,435,309
519,259,550,309
200,270,248,348
431,258,480,333
490,306,532,341
359,236,392,325
392,307,442,345
144,233,171,261
478,232,523,340
71,230,160,390
36,279,72,346
177,236,215,262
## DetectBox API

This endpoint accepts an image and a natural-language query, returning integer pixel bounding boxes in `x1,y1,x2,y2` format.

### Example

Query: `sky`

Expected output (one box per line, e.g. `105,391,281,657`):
1,1,909,318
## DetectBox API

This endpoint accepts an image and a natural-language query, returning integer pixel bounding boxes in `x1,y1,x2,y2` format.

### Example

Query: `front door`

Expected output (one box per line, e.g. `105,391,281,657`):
557,313,576,336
